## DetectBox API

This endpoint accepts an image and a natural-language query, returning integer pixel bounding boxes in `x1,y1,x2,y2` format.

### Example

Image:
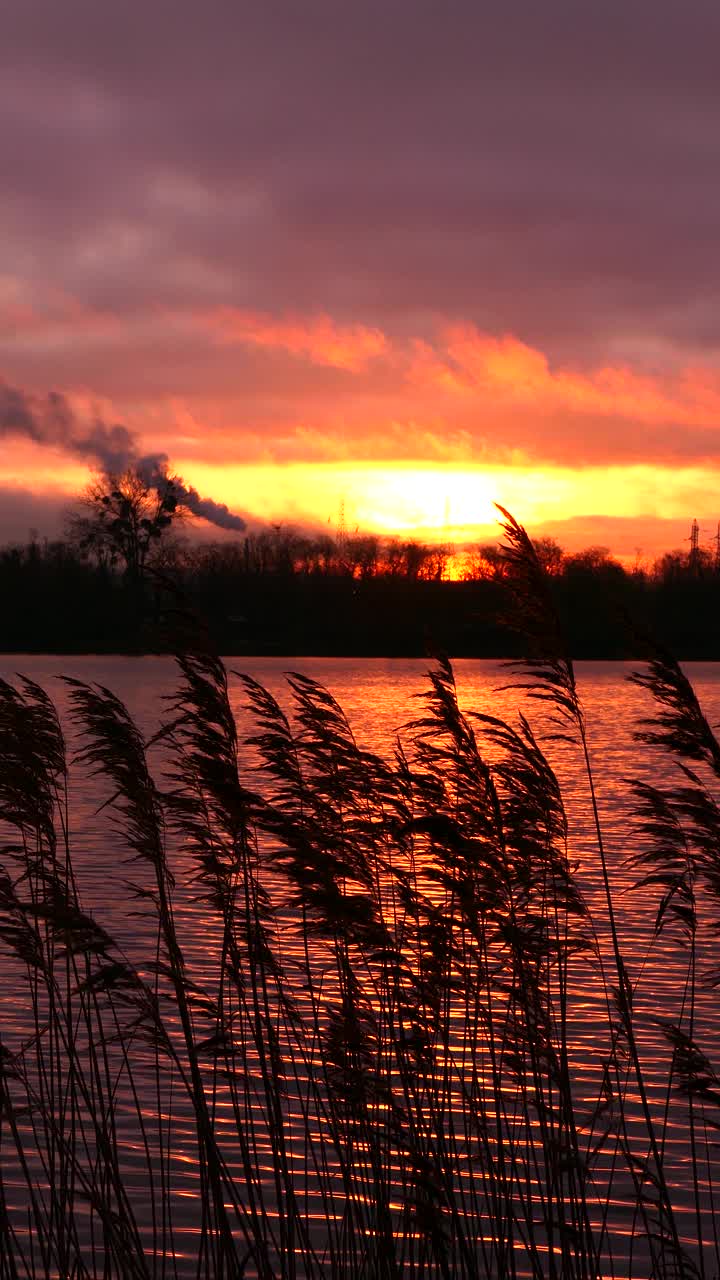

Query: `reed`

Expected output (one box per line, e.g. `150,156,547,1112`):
0,514,718,1278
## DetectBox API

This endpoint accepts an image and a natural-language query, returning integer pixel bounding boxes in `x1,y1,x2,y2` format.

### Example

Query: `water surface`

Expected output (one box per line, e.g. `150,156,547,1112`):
1,656,718,1277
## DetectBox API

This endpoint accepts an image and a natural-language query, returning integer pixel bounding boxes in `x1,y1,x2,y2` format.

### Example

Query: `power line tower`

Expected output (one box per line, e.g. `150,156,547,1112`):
715,520,720,571
689,518,700,571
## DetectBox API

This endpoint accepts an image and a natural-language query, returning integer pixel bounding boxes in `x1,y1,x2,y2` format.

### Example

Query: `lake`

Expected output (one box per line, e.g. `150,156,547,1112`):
1,655,718,1278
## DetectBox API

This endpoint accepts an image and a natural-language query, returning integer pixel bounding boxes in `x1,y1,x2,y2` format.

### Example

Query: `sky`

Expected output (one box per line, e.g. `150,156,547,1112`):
1,1,719,561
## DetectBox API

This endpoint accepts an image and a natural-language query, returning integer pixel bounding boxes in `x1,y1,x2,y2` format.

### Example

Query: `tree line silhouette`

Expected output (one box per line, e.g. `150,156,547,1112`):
1,469,718,656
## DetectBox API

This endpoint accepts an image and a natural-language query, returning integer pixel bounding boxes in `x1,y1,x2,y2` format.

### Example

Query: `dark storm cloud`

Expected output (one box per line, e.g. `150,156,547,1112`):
1,1,720,359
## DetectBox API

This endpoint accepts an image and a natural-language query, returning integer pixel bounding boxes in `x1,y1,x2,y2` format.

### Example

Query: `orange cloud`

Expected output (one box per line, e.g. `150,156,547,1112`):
195,307,387,371
6,294,720,478
6,286,720,442
412,325,720,430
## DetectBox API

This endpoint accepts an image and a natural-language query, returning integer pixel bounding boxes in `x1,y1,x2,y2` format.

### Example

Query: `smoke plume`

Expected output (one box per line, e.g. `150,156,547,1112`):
0,378,247,532
135,452,248,531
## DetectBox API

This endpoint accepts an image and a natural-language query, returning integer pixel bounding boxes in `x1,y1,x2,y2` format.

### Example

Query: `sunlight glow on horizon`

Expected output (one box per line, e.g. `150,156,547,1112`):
177,459,715,541
0,443,714,559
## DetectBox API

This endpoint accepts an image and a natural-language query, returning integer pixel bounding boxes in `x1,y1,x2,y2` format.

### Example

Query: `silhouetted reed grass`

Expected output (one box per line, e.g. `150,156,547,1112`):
1,513,719,1277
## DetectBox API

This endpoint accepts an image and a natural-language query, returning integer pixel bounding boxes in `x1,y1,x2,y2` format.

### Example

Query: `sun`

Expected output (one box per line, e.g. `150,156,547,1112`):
345,466,499,537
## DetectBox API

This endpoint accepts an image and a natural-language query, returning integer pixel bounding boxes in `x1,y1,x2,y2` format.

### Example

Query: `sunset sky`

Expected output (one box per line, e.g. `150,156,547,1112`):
1,2,719,560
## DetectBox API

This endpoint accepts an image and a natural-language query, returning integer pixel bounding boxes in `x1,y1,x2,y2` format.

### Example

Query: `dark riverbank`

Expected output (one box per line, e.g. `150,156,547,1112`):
2,544,719,658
